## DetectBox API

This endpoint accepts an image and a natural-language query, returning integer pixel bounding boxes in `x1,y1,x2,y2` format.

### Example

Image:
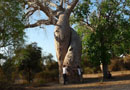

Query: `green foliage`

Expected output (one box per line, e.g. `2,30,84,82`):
0,66,9,90
0,0,25,58
72,0,130,69
35,54,59,83
13,43,43,83
0,66,6,81
2,59,16,81
43,54,58,70
42,54,58,81
34,54,59,84
1,43,58,84
73,0,91,22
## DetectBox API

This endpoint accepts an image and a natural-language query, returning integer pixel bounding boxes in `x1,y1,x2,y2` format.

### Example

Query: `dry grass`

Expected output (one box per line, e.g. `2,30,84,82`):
24,70,130,90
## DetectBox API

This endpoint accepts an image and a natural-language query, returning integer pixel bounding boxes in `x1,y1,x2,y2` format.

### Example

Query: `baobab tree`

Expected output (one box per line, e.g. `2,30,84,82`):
25,0,82,83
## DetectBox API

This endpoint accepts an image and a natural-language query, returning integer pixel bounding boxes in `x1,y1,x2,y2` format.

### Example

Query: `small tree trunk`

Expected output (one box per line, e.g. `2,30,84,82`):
28,70,31,84
102,62,108,79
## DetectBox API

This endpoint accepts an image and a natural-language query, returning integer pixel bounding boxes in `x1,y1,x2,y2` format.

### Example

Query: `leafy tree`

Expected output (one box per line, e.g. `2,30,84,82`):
72,0,130,78
0,0,25,58
41,54,59,81
43,54,58,70
2,58,16,82
14,43,42,83
24,0,81,83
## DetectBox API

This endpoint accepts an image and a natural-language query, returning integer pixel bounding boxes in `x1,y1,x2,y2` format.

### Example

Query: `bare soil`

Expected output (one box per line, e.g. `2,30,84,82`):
25,70,130,90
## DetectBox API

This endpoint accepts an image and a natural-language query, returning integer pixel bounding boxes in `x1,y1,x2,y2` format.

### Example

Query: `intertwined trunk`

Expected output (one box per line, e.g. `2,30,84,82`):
54,13,82,84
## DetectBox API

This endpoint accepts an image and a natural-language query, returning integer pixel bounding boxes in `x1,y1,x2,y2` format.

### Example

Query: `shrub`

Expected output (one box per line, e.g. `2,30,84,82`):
109,58,125,71
109,56,130,71
84,66,100,74
34,70,59,83
123,55,130,70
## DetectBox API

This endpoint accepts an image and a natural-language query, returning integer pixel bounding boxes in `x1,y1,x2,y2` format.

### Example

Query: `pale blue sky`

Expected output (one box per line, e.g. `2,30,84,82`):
24,0,97,61
25,26,57,61
25,10,57,61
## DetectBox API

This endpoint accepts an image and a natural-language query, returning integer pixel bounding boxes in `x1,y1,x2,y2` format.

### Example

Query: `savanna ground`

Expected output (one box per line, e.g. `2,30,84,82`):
3,70,130,90
22,70,130,90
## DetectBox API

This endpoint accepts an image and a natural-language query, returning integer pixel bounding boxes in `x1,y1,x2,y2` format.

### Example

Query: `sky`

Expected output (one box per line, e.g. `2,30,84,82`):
24,9,58,61
24,0,98,62
25,26,57,61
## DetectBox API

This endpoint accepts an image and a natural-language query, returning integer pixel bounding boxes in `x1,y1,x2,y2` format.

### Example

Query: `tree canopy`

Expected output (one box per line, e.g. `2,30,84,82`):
71,0,130,78
0,0,25,57
72,0,130,65
13,43,42,83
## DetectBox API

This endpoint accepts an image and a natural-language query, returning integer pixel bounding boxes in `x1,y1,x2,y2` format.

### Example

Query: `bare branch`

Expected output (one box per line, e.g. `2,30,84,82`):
25,18,57,28
24,0,60,28
66,0,79,15
25,9,36,19
81,20,95,32
25,19,51,28
37,2,51,17
49,1,59,9
60,0,63,7
85,24,95,32
26,0,55,18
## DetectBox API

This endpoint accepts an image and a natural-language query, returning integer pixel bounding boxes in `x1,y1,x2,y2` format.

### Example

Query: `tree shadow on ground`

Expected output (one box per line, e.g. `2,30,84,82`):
38,74,130,90
11,73,130,90
83,74,130,84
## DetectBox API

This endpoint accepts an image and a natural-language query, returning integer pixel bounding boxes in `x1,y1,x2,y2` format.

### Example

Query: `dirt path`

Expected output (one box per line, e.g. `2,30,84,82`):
25,71,130,90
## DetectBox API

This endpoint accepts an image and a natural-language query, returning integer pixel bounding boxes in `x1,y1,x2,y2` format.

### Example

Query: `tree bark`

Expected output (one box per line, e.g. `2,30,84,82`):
102,62,108,79
54,13,82,84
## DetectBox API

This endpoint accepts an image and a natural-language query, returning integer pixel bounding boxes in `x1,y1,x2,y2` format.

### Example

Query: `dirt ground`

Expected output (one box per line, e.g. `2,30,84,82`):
25,70,130,90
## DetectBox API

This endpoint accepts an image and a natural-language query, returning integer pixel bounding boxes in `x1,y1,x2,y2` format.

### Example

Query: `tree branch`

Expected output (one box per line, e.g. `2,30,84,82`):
25,8,37,19
25,18,57,28
49,2,59,9
25,19,50,28
66,0,79,15
81,20,95,32
60,0,63,7
37,2,51,17
85,24,95,32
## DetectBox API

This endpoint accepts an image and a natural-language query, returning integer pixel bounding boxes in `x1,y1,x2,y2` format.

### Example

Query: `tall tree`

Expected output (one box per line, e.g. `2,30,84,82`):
24,0,82,83
14,43,42,83
0,0,25,58
72,0,130,78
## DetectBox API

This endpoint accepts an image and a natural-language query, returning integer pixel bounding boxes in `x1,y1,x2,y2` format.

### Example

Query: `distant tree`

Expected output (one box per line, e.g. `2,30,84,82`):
43,54,58,70
2,58,16,81
14,43,42,83
72,0,130,78
42,54,59,80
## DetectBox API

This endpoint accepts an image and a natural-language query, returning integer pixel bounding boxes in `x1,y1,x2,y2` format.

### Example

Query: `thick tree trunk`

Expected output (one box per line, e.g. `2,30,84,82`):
63,28,82,83
54,13,82,84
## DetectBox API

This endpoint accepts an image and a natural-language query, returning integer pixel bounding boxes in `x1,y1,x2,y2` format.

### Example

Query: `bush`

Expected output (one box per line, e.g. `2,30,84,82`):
0,67,12,90
109,58,125,71
34,70,59,83
109,56,130,71
123,55,130,70
109,59,122,71
0,80,11,90
84,66,100,74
